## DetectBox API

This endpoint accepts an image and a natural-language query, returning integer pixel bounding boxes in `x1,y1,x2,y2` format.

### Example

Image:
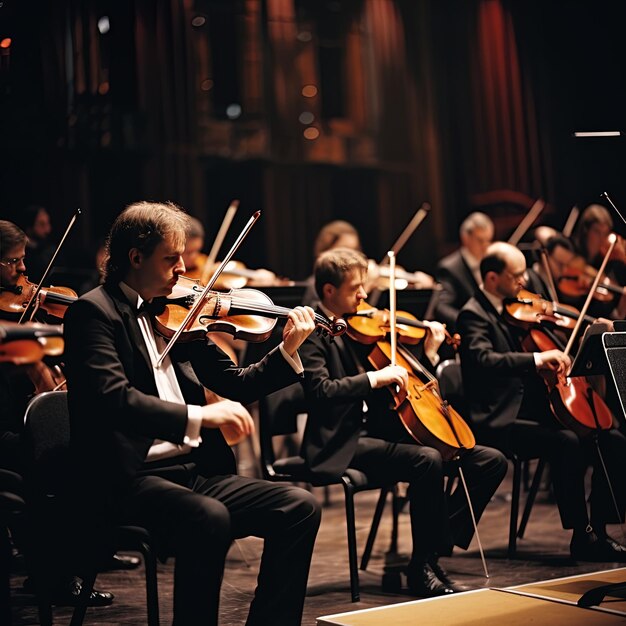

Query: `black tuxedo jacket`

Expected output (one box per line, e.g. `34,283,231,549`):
434,250,480,330
299,326,374,482
457,291,537,436
63,283,298,513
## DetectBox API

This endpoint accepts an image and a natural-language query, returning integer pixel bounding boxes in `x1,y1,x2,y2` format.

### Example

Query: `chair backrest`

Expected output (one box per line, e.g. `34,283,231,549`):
22,391,71,496
436,358,470,421
258,382,307,479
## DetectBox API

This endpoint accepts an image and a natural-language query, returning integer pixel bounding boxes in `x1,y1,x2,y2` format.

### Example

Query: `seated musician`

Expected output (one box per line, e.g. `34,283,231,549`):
63,201,320,626
299,247,507,597
524,234,577,300
458,241,626,561
0,219,120,606
432,212,494,331
570,204,626,319
302,220,363,307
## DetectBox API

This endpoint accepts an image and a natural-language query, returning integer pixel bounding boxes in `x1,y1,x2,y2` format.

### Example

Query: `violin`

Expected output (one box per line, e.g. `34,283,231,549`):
558,261,625,302
152,275,346,342
504,289,595,332
346,301,460,348
366,260,435,291
0,274,77,320
0,321,64,365
186,258,291,290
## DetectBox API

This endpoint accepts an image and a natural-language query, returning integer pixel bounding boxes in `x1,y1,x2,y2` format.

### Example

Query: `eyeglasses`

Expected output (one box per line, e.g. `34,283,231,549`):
0,256,26,268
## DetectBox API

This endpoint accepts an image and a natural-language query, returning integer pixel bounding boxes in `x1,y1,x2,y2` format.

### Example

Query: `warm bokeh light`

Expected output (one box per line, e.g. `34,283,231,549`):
303,127,319,140
98,82,110,95
200,79,214,91
192,16,206,27
0,38,12,49
301,85,318,98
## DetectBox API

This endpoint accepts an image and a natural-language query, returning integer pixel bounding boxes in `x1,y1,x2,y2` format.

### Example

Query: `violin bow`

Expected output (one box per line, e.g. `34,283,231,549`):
507,198,545,246
379,203,431,266
156,210,261,368
18,208,81,324
561,204,580,239
563,234,617,361
200,199,239,285
539,246,561,304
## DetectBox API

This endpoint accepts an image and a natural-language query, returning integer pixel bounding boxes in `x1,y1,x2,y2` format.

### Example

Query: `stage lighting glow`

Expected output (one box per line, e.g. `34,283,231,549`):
303,127,319,140
192,16,206,27
299,112,315,125
226,103,242,119
297,31,312,42
0,38,12,49
97,17,110,34
302,85,318,98
201,79,214,91
574,131,621,137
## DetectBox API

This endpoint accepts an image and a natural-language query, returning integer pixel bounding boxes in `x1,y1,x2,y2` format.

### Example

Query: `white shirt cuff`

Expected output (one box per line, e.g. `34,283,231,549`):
533,352,541,368
426,352,441,368
366,371,377,388
279,342,304,375
184,405,203,447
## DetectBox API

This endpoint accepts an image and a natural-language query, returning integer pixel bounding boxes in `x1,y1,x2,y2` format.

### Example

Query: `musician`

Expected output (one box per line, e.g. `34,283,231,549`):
0,219,120,605
432,212,494,331
458,242,626,561
15,205,54,284
300,247,507,597
524,235,577,301
63,201,320,626
570,204,626,319
302,220,362,307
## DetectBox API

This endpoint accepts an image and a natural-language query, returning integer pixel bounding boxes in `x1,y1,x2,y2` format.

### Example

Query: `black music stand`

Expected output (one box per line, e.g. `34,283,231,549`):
570,324,626,608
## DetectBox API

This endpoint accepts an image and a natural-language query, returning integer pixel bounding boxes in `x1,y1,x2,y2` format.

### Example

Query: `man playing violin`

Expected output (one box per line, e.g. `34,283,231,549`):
300,247,507,597
458,241,626,561
63,201,321,626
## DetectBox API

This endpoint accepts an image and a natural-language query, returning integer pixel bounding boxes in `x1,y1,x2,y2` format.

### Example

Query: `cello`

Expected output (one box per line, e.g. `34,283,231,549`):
349,252,488,577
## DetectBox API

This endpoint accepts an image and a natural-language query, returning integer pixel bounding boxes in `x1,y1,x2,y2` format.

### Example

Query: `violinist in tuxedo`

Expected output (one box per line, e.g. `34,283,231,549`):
63,201,320,626
433,212,494,331
458,241,626,561
299,247,506,598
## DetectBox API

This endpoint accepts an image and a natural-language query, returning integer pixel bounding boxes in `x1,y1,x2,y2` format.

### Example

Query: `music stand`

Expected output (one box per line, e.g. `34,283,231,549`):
570,324,626,608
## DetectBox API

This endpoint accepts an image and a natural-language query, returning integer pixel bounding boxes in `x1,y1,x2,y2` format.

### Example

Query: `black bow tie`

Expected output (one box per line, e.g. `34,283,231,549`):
136,299,166,317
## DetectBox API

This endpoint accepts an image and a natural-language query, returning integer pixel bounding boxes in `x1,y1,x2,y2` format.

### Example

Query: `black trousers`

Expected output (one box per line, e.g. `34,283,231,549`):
123,469,321,626
480,420,626,530
349,438,507,563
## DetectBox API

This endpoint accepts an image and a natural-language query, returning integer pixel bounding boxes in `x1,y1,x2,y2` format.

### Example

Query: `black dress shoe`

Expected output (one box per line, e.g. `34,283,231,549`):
103,553,141,571
51,577,115,607
406,563,455,598
428,557,471,592
570,531,626,562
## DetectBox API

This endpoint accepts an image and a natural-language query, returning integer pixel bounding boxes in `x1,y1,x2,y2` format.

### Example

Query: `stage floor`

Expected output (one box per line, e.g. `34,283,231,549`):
9,459,626,625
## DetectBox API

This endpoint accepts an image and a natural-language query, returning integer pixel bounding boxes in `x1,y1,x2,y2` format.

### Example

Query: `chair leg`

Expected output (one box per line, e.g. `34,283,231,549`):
517,458,546,540
389,488,401,554
70,571,97,626
140,541,160,626
508,457,521,559
342,481,360,602
360,487,389,571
